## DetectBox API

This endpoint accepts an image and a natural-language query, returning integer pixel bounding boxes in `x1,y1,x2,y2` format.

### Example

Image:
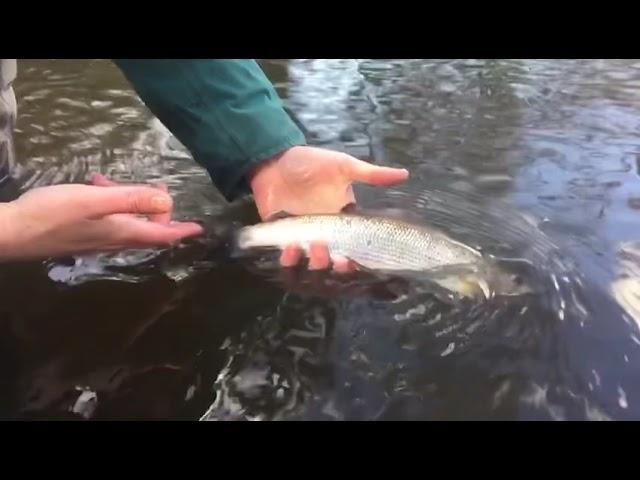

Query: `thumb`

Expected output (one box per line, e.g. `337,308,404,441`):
342,156,409,186
80,186,173,219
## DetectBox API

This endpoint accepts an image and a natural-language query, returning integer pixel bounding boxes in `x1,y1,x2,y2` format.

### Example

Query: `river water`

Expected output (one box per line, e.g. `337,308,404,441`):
1,59,640,420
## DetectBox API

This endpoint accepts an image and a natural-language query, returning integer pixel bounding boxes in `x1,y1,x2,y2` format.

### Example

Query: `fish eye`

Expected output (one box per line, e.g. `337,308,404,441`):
512,274,523,286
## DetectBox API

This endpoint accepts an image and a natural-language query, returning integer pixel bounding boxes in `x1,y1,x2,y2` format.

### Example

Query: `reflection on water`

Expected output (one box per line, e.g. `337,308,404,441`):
1,59,640,420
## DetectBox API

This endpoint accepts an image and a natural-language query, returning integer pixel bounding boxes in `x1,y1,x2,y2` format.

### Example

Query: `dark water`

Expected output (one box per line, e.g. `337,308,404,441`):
2,59,640,420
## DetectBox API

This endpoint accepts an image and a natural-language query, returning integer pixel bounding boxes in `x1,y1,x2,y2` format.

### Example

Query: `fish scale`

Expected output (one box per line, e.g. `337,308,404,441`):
236,214,481,271
235,214,531,299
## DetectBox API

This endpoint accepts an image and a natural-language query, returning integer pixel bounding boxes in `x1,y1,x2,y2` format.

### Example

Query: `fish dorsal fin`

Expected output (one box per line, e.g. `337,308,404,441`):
265,210,294,222
349,205,424,224
341,203,358,214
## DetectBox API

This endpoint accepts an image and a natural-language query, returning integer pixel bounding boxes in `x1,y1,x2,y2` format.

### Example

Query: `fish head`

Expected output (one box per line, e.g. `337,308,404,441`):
442,265,533,300
485,267,534,297
426,259,533,300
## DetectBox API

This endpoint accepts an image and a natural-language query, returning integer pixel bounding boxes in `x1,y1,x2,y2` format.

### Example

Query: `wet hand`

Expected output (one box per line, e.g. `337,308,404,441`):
248,146,409,271
0,174,203,262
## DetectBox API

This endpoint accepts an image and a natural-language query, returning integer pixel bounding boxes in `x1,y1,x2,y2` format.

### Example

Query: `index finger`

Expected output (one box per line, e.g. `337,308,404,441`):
79,185,174,219
90,173,171,225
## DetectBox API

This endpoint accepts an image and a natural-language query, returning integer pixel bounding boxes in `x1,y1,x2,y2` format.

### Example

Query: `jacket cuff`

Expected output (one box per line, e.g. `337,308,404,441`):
192,97,307,201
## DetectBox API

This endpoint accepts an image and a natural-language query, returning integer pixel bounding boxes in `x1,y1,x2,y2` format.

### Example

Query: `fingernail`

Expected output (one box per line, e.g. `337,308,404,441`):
151,195,171,210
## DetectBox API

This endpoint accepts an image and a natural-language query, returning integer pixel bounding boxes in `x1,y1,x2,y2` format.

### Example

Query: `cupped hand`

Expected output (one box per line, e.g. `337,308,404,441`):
0,174,203,262
248,146,409,272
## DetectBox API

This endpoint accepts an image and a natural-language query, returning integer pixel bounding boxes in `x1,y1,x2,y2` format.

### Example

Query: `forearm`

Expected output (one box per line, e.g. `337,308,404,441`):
0,202,16,261
113,59,306,201
0,59,17,186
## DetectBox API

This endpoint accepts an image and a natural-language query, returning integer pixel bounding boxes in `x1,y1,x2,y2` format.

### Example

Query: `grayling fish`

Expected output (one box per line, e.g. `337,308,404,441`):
235,213,531,300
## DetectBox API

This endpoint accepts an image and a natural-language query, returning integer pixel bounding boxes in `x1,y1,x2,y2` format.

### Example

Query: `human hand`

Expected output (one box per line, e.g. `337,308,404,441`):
248,145,409,272
0,174,203,262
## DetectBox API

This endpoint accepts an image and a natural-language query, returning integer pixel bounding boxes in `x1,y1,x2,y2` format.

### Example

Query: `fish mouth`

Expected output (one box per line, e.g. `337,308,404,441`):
229,227,270,258
233,227,253,249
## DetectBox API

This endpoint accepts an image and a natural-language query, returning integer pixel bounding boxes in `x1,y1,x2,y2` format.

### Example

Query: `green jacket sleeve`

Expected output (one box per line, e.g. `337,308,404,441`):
113,59,307,201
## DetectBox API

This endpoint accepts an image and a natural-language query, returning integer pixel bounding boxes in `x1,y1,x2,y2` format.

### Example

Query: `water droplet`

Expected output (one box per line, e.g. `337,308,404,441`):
440,342,455,357
618,387,628,409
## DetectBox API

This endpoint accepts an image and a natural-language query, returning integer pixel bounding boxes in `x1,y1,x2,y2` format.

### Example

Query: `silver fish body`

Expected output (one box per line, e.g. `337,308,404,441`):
235,214,530,299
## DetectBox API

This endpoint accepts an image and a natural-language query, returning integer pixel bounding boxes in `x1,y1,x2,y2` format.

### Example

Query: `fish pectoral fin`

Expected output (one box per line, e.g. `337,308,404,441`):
477,279,492,299
432,275,491,301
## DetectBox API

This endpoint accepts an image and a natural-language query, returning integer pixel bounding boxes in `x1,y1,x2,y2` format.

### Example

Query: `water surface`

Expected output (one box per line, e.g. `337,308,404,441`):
1,59,640,420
